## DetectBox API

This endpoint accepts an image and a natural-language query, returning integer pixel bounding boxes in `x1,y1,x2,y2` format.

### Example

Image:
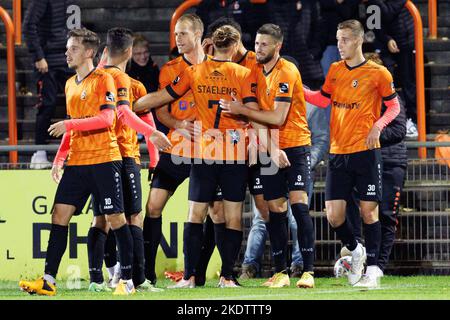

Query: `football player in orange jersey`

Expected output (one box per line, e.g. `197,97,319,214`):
134,25,259,288
220,24,315,288
302,20,401,288
141,14,209,286
19,28,137,296
192,17,262,287
91,28,170,293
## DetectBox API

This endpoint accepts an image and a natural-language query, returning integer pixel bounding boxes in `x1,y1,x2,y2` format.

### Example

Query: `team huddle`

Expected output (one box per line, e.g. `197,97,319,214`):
18,13,400,296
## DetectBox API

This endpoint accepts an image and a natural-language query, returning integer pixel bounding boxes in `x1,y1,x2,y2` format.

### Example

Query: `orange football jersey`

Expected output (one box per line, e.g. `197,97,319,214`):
236,50,257,70
321,60,397,154
252,58,311,149
159,55,208,157
130,77,148,163
102,66,137,159
65,68,122,166
168,59,257,161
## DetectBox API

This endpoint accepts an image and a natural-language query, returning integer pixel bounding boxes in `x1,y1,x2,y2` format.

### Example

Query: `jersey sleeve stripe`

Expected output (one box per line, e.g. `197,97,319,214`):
274,97,292,103
100,104,116,110
117,100,130,106
243,97,257,104
165,84,181,100
382,92,398,101
320,88,331,98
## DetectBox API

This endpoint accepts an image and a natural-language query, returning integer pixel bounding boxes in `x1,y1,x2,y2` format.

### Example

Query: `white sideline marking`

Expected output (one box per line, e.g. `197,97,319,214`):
206,284,428,300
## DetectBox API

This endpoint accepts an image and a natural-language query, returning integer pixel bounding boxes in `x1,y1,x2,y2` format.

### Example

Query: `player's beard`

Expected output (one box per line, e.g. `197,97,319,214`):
256,48,276,64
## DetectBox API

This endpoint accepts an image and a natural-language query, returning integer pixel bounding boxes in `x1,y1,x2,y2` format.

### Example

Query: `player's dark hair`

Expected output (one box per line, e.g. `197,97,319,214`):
68,28,101,57
338,19,364,39
257,24,283,43
206,17,242,38
212,25,240,51
106,27,134,57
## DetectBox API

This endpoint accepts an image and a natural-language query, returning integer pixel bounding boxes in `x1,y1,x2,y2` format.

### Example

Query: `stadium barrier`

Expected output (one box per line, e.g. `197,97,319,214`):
428,0,437,39
0,171,221,281
13,0,21,45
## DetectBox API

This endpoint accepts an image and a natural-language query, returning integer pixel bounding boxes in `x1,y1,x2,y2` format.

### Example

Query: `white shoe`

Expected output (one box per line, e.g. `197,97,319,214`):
30,150,52,169
108,262,121,288
353,266,381,289
406,118,418,138
347,243,366,285
340,246,351,257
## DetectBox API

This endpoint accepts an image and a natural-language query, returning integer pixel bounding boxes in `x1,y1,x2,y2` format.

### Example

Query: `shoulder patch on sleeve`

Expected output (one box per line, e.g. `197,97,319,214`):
279,82,289,93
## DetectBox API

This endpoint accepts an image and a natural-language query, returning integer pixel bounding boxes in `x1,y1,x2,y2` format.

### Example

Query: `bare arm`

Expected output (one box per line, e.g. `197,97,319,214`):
133,87,176,113
220,98,290,126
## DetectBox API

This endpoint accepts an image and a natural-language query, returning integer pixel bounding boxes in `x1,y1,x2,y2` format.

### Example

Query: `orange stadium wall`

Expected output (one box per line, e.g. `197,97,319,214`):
0,170,221,281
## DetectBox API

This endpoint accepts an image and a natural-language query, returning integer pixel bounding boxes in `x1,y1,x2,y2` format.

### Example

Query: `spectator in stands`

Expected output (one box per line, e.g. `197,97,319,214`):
127,34,160,93
23,0,74,169
345,52,407,279
127,34,165,135
196,0,269,50
267,0,324,89
367,0,417,138
319,0,359,76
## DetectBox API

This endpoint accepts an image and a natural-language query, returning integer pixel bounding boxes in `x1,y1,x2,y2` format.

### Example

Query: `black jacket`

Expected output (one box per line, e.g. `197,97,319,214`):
380,97,408,168
367,0,414,50
23,0,71,67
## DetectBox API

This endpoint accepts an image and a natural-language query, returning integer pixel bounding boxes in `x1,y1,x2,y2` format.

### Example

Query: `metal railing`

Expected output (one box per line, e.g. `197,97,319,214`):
405,1,427,159
169,0,202,53
0,6,17,164
428,0,437,39
13,0,21,45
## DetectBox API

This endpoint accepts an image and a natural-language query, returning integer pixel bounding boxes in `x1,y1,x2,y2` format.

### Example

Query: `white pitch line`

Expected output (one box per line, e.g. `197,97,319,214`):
206,284,429,300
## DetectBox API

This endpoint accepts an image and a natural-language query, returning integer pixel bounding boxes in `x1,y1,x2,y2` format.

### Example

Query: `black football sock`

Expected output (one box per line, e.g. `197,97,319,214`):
113,224,134,280
265,211,288,273
332,218,358,251
104,231,117,269
130,225,146,287
195,216,216,286
143,216,161,283
183,222,204,280
291,203,315,272
225,228,243,279
364,221,381,266
213,223,226,276
87,227,107,284
44,224,69,278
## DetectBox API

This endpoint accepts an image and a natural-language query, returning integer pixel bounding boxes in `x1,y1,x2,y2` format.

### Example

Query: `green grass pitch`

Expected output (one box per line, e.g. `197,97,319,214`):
2,276,450,300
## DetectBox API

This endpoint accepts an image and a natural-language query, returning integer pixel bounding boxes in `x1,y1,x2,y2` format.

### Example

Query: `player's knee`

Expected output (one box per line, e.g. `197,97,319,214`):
360,209,379,224
92,216,108,232
146,202,163,218
129,212,143,227
267,199,287,213
226,216,242,231
106,213,127,230
326,208,345,228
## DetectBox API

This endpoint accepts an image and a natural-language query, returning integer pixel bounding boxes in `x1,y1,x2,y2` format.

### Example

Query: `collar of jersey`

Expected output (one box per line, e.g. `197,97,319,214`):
75,67,96,85
182,54,208,66
263,57,281,77
344,59,367,71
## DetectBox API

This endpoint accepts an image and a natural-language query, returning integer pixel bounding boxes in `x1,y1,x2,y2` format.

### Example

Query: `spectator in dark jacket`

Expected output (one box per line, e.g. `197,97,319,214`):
196,0,270,50
267,0,324,89
126,34,165,134
319,0,359,76
23,0,74,168
367,0,417,138
345,53,407,278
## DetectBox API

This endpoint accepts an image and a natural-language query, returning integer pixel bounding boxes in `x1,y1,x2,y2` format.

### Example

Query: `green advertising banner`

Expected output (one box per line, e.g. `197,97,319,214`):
0,170,221,281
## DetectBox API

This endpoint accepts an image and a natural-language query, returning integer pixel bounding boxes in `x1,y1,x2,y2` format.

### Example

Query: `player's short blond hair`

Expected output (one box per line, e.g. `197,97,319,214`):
338,19,364,39
177,13,204,36
364,52,383,66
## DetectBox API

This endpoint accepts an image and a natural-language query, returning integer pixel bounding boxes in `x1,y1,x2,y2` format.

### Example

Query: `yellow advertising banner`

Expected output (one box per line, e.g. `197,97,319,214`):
0,170,221,281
